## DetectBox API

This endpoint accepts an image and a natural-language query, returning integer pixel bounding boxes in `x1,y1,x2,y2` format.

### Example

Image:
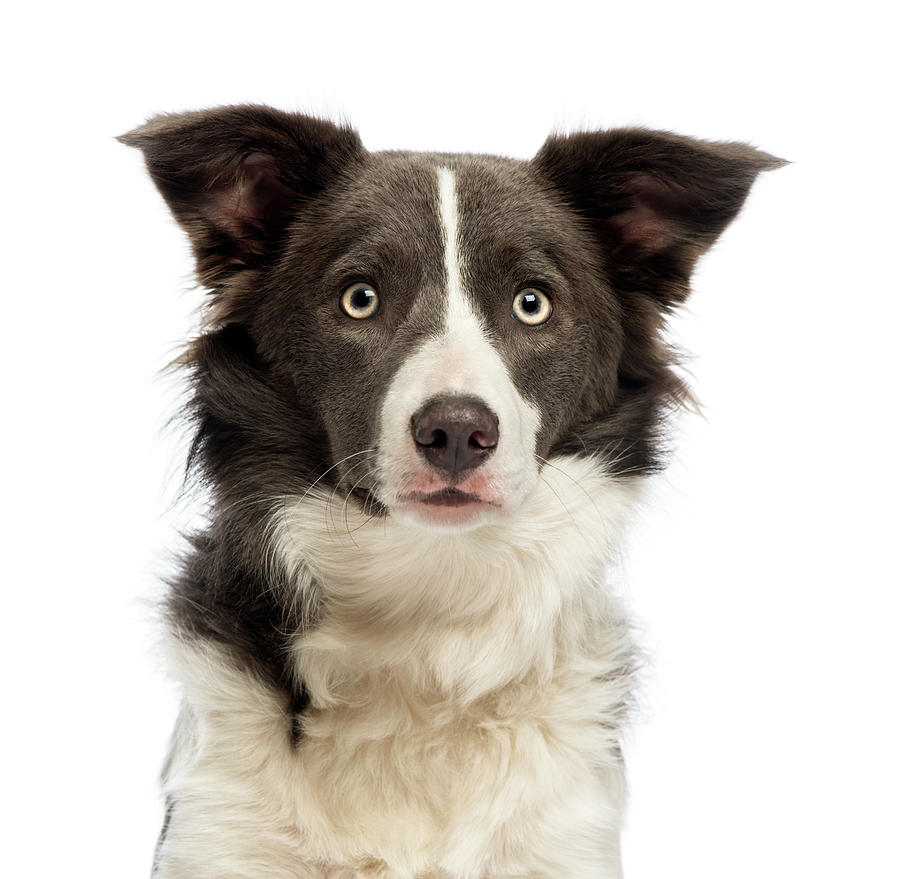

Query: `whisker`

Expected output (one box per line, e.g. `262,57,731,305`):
325,454,375,539
537,470,583,536
348,506,383,534
535,454,602,516
341,464,377,547
300,448,376,507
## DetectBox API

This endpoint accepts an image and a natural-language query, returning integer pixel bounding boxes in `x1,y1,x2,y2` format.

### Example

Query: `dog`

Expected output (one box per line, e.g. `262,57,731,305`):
121,106,782,879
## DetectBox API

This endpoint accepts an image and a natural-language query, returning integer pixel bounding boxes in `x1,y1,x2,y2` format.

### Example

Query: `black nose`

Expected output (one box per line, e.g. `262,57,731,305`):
411,396,499,476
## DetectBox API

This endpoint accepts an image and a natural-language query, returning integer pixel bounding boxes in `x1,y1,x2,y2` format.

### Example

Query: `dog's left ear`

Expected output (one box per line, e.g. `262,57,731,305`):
533,129,785,307
119,105,364,286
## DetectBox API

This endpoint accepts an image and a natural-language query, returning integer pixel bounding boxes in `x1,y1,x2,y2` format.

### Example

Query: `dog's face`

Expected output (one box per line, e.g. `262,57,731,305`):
259,155,621,530
122,107,781,532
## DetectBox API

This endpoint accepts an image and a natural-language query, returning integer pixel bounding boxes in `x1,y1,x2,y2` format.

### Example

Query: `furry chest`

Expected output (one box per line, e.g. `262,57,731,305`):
289,674,624,875
167,641,628,878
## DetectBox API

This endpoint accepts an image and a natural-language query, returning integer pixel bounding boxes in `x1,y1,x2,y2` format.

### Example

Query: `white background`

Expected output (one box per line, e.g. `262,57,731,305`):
4,2,898,876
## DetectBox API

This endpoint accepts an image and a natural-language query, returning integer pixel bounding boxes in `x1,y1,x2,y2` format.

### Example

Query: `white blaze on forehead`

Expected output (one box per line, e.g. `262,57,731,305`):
437,166,470,331
373,164,542,524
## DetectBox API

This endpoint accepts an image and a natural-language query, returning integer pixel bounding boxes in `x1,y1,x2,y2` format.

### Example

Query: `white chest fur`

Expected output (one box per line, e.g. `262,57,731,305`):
157,457,638,879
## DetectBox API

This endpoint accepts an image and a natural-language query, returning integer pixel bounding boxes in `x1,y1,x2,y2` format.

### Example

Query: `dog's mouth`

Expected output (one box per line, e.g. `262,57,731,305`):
343,484,497,520
391,487,504,529
400,488,500,508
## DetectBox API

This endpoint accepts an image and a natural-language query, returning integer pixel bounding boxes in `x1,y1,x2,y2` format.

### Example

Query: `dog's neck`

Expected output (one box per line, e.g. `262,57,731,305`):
270,455,641,707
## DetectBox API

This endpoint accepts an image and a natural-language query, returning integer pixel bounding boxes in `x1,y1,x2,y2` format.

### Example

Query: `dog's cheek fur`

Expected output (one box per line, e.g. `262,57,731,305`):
170,319,331,701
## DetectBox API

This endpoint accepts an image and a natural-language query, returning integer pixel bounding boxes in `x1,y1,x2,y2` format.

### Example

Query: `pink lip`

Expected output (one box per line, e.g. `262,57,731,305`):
401,488,499,508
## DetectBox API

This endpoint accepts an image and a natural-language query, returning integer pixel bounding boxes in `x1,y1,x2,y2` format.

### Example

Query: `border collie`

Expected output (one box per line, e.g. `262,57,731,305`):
121,107,782,879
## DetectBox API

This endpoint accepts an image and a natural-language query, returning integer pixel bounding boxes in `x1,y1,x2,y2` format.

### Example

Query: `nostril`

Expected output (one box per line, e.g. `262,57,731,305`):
413,422,449,449
469,429,497,450
425,428,448,448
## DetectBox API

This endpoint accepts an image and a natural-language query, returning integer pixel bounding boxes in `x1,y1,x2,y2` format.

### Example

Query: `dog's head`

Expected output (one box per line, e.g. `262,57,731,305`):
122,107,781,533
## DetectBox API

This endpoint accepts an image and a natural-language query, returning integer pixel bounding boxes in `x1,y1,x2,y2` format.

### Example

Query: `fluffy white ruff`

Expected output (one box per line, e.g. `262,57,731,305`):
156,455,639,879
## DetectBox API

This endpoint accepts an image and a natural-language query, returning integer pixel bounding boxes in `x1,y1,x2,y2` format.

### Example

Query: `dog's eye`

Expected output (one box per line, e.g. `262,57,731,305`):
340,282,380,319
512,288,552,326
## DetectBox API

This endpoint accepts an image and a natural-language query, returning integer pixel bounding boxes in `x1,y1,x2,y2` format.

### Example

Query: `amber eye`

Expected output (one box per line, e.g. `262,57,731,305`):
340,282,380,319
512,288,552,325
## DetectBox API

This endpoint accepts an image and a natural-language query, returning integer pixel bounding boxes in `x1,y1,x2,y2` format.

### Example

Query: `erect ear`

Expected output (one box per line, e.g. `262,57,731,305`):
119,105,364,286
533,128,785,307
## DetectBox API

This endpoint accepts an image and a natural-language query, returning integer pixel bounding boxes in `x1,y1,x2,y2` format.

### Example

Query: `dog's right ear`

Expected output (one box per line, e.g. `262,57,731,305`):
533,128,785,309
119,106,363,286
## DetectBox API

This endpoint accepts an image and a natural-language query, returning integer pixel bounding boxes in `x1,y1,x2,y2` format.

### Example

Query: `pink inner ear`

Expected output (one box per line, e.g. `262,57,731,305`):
609,202,676,251
608,172,688,253
208,153,293,251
